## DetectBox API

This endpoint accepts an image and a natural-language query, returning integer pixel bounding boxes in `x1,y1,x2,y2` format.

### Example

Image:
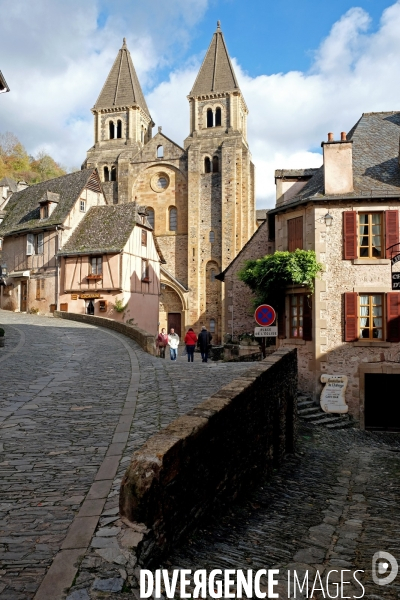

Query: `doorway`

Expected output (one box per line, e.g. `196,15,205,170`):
86,299,95,315
20,281,27,312
365,373,400,430
167,312,181,337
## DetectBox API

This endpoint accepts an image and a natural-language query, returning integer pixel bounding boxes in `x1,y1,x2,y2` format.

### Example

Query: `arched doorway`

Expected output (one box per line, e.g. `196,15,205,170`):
159,284,184,337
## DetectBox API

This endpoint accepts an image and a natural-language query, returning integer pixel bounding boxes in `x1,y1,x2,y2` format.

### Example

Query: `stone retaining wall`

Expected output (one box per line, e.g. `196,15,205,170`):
53,311,156,356
119,348,297,566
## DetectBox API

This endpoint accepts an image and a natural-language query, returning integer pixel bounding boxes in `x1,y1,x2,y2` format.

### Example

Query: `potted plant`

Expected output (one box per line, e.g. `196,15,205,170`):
0,328,5,348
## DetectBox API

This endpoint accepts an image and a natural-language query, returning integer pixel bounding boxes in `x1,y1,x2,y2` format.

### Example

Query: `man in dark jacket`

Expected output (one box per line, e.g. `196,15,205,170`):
197,326,212,362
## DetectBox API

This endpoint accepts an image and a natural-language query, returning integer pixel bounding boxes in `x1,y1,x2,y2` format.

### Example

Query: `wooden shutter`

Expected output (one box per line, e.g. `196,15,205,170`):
288,216,303,252
385,210,399,256
303,295,312,341
344,292,358,341
277,299,286,339
387,293,400,342
26,233,35,256
343,211,357,259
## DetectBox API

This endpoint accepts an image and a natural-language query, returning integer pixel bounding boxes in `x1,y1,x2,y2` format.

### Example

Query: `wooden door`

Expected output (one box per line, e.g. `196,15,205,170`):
167,313,181,337
365,373,400,430
20,281,27,312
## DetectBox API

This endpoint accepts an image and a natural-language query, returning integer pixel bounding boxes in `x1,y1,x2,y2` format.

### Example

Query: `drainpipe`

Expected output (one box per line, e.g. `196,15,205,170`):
55,227,60,310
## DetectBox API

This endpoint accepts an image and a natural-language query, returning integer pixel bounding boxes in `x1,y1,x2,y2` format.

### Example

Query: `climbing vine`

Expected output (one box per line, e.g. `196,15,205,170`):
238,249,324,308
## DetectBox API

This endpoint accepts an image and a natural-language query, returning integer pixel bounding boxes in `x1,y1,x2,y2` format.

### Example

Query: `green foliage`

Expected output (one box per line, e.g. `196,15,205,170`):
238,249,324,307
0,132,66,184
113,298,128,313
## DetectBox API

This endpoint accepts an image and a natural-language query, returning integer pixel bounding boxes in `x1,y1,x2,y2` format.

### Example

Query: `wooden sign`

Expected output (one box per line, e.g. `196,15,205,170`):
79,293,101,299
71,294,78,300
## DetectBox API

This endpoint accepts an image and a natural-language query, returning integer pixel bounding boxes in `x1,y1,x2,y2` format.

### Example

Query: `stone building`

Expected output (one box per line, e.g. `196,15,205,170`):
84,23,256,341
220,113,400,429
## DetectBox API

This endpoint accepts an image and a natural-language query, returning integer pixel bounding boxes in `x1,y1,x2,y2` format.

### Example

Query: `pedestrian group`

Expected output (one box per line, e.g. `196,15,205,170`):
155,326,213,362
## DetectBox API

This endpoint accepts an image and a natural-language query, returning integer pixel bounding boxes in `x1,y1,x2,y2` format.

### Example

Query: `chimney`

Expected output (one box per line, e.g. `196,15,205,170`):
321,132,353,195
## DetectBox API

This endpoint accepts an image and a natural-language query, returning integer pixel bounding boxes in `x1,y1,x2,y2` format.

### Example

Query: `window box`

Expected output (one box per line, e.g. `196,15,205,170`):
87,274,102,280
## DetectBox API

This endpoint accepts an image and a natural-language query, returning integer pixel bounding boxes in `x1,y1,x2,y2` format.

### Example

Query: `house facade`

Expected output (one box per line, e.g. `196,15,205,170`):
58,203,163,334
83,24,256,340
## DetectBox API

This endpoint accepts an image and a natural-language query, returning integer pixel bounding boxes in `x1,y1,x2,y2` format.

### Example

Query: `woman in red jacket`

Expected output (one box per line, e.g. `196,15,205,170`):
184,328,198,362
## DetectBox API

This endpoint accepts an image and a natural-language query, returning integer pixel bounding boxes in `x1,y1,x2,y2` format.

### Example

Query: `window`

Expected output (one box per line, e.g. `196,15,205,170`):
109,121,115,139
117,120,122,138
80,200,86,212
212,156,219,173
210,318,216,333
147,208,155,228
90,256,102,275
40,204,49,219
141,229,147,246
36,279,41,300
359,294,383,339
157,145,164,158
111,166,117,182
209,231,215,243
141,128,144,143
169,207,177,231
290,295,303,338
359,213,382,258
104,166,109,182
142,259,150,281
157,177,168,189
204,157,211,174
27,233,35,255
288,216,303,252
37,233,44,254
215,107,221,126
207,108,213,128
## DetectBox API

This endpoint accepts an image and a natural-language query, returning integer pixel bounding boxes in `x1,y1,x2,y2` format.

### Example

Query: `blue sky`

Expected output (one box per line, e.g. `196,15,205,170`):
2,0,400,206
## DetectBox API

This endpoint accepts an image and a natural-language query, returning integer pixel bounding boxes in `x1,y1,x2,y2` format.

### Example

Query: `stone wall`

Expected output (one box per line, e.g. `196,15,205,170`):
53,311,156,356
119,348,297,566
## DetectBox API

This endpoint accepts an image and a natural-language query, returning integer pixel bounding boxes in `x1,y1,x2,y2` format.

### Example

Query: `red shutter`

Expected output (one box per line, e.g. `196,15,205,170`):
343,211,357,260
385,211,399,257
344,292,358,341
387,293,400,342
303,295,312,341
278,300,286,339
288,217,303,252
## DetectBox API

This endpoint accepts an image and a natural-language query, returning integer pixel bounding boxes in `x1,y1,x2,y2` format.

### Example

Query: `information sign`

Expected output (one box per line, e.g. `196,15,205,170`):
254,304,276,327
392,273,400,290
254,326,277,337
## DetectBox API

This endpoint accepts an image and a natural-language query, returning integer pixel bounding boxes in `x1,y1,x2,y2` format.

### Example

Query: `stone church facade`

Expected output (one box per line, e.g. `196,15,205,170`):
84,24,256,341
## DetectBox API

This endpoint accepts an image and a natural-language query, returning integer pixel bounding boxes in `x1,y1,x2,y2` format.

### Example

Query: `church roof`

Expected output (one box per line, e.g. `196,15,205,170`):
190,22,240,96
94,39,150,116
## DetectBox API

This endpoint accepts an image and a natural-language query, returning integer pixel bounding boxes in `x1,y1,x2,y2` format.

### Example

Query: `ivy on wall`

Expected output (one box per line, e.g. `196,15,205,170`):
238,249,324,308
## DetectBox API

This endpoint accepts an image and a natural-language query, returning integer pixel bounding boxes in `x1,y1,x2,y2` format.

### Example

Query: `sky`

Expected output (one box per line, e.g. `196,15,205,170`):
1,0,400,207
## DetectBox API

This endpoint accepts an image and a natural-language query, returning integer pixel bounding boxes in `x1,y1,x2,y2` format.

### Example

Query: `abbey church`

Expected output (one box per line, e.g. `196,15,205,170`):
84,23,256,342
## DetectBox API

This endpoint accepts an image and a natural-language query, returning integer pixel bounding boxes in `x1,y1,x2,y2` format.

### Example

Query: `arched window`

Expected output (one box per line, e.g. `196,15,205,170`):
204,157,211,173
210,318,216,333
207,108,213,128
212,156,219,173
111,166,117,182
109,121,115,139
169,207,177,231
117,120,122,138
147,208,155,229
157,145,164,158
210,269,216,282
215,107,221,126
209,231,215,243
104,166,109,182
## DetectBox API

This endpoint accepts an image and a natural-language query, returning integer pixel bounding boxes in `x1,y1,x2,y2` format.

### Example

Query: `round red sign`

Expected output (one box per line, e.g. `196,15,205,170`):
254,304,276,327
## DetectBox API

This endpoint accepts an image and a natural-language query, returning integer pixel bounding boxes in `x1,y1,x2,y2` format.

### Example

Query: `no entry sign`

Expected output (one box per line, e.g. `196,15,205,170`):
254,304,276,327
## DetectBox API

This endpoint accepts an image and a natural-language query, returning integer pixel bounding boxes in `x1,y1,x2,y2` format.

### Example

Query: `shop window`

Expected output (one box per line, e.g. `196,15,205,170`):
147,208,155,228
169,207,177,231
287,216,303,252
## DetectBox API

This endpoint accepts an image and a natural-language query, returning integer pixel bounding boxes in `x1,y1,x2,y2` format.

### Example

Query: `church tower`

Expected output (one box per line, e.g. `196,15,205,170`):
184,22,256,341
85,39,154,204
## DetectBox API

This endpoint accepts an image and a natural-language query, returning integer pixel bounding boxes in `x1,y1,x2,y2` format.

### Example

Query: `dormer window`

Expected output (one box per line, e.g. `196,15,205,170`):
39,191,59,219
40,204,49,219
80,200,86,212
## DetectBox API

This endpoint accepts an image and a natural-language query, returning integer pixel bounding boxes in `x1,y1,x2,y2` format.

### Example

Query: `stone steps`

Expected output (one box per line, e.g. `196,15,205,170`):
297,393,353,429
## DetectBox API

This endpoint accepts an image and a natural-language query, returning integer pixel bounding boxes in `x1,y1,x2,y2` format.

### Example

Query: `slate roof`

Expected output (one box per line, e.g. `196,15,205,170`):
0,177,18,192
190,22,240,96
274,168,319,179
58,204,164,260
256,209,268,221
94,39,150,116
0,169,102,236
277,112,400,212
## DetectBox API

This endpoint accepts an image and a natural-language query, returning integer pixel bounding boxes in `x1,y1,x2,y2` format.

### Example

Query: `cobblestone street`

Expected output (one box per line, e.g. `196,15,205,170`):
1,312,400,600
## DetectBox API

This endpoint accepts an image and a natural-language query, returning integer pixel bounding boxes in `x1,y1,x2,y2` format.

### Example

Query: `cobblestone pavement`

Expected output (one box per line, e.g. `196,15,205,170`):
0,311,251,600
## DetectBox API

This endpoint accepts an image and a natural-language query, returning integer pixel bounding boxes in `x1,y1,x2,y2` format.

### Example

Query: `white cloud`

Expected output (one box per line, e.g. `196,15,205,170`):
3,1,400,207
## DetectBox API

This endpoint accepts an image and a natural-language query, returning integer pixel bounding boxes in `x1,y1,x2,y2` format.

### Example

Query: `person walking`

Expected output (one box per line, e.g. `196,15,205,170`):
156,328,168,359
167,328,180,361
184,328,198,362
197,326,212,363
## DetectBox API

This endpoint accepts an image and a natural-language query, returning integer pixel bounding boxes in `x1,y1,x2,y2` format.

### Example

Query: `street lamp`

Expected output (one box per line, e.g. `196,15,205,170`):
324,212,333,227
